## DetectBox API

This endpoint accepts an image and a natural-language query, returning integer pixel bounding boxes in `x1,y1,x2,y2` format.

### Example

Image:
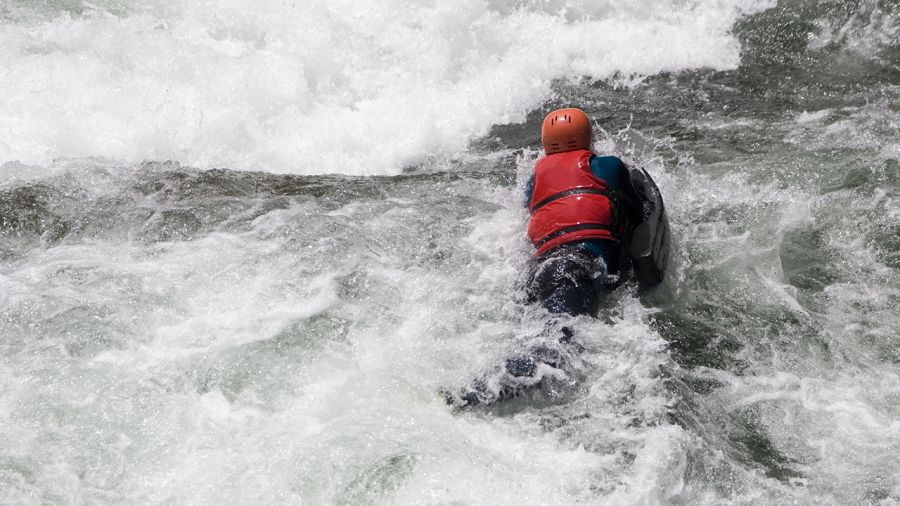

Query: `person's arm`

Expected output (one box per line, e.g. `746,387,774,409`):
591,155,642,223
589,155,622,190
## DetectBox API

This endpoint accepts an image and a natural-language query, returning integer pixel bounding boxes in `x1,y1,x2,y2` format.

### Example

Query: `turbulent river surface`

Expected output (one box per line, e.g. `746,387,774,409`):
1,0,899,504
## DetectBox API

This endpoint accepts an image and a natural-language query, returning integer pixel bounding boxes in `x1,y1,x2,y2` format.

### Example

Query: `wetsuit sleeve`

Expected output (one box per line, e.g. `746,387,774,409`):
592,155,644,225
589,155,623,190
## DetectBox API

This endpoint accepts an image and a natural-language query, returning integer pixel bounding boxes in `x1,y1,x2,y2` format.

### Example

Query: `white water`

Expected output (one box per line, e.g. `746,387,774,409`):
1,0,773,175
0,159,688,504
2,0,899,504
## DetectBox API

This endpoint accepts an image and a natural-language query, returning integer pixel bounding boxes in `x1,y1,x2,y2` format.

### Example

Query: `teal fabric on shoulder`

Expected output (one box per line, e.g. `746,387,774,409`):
582,155,625,269
590,155,624,190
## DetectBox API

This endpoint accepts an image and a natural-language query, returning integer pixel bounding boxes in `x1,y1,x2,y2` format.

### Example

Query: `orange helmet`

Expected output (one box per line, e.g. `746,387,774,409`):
541,108,592,154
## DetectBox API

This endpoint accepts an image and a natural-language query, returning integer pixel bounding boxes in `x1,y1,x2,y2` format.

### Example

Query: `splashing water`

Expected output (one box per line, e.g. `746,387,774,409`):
1,0,899,504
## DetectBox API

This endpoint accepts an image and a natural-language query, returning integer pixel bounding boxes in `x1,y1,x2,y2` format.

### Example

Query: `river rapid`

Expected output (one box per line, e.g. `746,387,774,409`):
1,0,898,504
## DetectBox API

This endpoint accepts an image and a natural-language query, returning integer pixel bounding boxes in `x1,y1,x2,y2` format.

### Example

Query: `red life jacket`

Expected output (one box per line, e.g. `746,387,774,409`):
527,149,618,256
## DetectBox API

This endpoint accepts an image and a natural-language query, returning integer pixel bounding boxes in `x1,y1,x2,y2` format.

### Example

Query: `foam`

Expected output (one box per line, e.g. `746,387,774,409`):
0,0,774,175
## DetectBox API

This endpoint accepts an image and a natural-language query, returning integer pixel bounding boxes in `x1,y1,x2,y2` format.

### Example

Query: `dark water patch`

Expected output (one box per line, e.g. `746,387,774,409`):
734,0,900,101
479,113,542,153
0,183,74,247
735,2,824,70
0,161,514,259
655,309,747,372
728,404,803,481
821,166,877,193
871,222,900,268
136,161,516,205
780,226,838,293
665,370,802,486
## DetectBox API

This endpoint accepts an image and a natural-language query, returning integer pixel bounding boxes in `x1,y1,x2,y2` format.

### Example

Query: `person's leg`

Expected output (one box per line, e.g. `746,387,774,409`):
444,247,610,408
543,267,595,315
527,245,606,316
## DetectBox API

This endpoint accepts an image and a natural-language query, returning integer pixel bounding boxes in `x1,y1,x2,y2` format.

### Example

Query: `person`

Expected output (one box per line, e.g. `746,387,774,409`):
444,107,668,408
522,107,642,316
